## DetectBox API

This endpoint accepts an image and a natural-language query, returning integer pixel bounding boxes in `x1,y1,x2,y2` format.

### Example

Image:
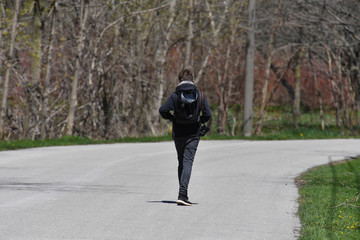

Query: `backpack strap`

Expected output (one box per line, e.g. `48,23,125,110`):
198,89,204,109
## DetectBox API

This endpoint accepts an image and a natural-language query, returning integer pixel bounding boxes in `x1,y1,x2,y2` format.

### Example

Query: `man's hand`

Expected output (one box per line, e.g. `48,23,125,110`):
199,125,210,137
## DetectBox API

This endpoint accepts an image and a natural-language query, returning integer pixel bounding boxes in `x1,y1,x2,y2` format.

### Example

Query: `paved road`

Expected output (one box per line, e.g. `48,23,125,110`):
0,139,359,240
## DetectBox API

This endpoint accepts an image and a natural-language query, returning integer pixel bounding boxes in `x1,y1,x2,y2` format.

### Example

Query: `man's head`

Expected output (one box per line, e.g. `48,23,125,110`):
178,69,193,82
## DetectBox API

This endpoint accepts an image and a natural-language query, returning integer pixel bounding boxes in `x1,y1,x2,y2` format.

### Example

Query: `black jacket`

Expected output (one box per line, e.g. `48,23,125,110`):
159,82,212,138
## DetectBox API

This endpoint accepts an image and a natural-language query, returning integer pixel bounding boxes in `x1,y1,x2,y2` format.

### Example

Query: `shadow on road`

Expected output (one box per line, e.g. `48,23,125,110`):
0,181,135,194
327,156,360,239
147,200,177,204
147,200,198,205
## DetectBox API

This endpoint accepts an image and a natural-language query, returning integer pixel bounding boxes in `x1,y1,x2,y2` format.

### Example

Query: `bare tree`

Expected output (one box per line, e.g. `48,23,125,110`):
24,0,43,139
292,46,305,129
0,2,4,91
66,0,89,136
255,0,283,134
308,49,325,130
243,0,256,137
41,0,57,140
1,0,359,140
184,0,194,69
149,0,177,135
0,0,20,139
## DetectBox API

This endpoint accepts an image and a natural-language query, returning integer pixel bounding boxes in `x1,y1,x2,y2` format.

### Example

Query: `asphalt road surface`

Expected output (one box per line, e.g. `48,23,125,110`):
1,139,360,240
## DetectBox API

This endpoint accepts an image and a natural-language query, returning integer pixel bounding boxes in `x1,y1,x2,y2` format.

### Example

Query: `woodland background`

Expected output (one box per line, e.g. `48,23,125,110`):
0,0,359,140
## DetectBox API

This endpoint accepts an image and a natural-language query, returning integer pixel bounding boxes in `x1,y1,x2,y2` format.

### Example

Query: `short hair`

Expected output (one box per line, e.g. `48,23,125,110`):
178,69,193,82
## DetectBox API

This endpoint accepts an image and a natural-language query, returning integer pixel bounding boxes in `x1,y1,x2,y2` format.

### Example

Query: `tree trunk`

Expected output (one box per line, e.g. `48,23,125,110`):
41,1,57,140
325,45,341,128
66,0,89,136
184,0,194,69
148,0,176,136
0,4,3,88
255,0,283,135
293,47,305,129
0,0,20,139
195,0,227,84
243,0,256,137
355,55,360,129
309,49,325,130
217,25,235,135
335,54,348,127
24,0,43,139
217,72,226,135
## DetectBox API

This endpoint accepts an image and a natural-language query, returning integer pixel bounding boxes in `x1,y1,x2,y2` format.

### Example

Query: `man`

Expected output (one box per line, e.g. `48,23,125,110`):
159,69,212,206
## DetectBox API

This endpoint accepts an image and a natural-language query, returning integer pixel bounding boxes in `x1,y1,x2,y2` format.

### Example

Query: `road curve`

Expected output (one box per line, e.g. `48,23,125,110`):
0,139,359,240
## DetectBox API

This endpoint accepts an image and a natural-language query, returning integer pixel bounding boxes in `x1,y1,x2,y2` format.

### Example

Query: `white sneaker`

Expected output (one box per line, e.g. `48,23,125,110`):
176,199,192,206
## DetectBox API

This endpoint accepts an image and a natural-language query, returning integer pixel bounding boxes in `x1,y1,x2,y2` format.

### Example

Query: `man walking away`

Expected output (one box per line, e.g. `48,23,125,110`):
159,69,212,206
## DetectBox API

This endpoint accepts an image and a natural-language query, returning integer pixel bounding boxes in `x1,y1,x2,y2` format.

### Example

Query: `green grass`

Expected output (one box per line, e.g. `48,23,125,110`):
0,135,173,151
1,108,359,151
211,106,360,139
0,126,358,152
297,158,360,239
257,109,358,138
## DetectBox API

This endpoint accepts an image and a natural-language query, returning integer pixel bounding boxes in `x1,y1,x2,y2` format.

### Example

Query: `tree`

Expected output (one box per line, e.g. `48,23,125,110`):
1,0,359,140
255,0,283,134
243,0,256,137
293,46,305,129
24,0,43,139
66,0,89,136
149,0,177,135
0,0,20,139
41,0,57,139
184,0,194,69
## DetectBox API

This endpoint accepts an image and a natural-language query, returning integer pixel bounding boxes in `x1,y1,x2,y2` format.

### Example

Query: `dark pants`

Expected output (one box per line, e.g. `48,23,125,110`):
174,136,200,201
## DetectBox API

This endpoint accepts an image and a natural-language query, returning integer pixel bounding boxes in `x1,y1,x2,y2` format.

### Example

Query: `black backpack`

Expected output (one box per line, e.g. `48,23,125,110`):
175,89,203,125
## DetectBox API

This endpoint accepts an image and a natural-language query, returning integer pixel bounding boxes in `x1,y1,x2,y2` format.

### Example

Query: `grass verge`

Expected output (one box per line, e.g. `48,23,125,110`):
296,158,360,239
0,128,358,151
0,135,172,151
1,109,359,151
1,129,356,152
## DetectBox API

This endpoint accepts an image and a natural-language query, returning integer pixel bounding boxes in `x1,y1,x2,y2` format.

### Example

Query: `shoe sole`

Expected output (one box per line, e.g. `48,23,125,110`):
176,199,192,206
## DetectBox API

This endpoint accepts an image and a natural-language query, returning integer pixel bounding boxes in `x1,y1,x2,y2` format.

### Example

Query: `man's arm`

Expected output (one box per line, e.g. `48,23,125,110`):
159,94,175,121
200,94,212,124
